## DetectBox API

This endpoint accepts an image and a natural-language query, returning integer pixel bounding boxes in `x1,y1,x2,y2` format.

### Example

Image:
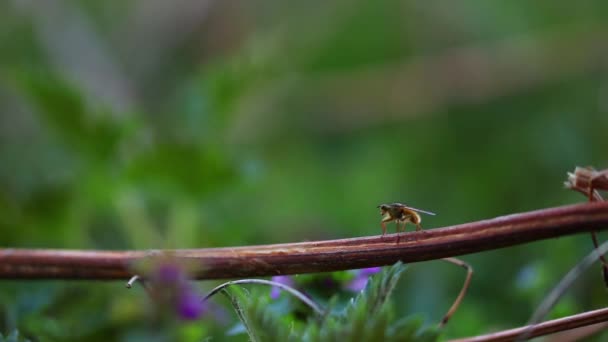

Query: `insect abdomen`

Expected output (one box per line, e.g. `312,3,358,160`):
407,210,422,224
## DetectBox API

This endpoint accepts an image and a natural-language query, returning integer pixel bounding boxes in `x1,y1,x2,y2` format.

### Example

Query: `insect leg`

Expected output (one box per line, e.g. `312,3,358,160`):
398,220,405,233
380,216,393,236
438,257,473,328
396,220,411,244
392,221,399,244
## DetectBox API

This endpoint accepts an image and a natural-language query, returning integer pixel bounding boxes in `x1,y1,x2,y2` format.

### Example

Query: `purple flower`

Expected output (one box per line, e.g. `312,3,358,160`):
270,275,295,299
345,267,382,292
148,260,207,321
359,267,381,277
177,287,206,320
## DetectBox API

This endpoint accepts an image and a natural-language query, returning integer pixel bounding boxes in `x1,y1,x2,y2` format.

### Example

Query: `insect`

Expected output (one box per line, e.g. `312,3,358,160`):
375,203,471,327
377,202,436,237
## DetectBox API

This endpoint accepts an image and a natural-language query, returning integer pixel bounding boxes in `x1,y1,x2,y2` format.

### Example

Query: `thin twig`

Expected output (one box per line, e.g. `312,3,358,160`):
565,166,608,286
1,202,608,280
517,239,608,340
124,274,154,297
451,240,608,342
439,258,473,328
126,274,140,289
450,307,608,342
203,279,324,316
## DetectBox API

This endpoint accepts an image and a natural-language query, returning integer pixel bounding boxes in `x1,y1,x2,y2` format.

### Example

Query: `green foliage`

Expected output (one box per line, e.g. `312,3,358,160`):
14,71,130,161
223,287,295,342
0,331,31,342
222,263,440,342
2,0,608,340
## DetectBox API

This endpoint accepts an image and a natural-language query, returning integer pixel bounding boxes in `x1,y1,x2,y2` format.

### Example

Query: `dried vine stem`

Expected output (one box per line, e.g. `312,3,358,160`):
1,202,608,280
565,166,608,286
516,239,608,341
566,166,608,195
450,307,608,342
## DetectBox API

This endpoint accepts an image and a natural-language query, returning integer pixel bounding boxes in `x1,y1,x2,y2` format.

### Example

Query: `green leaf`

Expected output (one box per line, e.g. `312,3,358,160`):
0,330,31,342
303,262,440,342
299,262,402,341
345,261,406,318
222,286,294,342
387,315,424,340
220,287,259,342
14,71,129,161
213,263,440,342
387,315,441,341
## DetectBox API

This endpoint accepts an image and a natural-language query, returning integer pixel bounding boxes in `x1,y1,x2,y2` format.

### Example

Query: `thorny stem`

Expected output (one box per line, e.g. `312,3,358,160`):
202,279,324,316
1,202,608,280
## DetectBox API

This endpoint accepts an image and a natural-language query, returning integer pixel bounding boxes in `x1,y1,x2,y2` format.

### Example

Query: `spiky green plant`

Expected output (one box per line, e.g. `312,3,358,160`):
221,262,440,342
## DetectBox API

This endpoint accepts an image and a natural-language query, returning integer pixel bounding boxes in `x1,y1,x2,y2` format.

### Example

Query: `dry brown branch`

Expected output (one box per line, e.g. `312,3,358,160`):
566,166,608,286
449,307,608,342
565,167,608,197
1,201,608,280
439,258,473,328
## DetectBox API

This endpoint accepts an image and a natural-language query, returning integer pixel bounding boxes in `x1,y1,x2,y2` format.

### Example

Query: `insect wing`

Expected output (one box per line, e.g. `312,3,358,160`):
402,205,436,216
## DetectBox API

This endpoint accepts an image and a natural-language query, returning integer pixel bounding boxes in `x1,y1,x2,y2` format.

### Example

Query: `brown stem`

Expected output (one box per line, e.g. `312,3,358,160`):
449,307,608,342
565,166,608,286
439,258,473,328
1,202,608,280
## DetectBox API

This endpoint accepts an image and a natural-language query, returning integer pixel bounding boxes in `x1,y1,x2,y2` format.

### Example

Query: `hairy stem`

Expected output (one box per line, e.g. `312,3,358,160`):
1,202,608,280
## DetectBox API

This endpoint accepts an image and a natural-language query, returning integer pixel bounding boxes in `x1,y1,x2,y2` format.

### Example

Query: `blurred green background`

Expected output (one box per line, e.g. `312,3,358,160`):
1,0,608,340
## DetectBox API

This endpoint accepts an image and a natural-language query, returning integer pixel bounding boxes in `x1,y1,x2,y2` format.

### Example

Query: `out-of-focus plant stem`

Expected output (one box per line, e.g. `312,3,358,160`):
450,307,608,342
1,201,608,280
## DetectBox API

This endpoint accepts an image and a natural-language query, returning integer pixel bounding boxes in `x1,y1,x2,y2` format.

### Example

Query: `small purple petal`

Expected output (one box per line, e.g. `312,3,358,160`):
177,290,205,321
346,277,369,292
359,267,382,277
271,275,295,285
345,267,381,292
270,275,295,299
